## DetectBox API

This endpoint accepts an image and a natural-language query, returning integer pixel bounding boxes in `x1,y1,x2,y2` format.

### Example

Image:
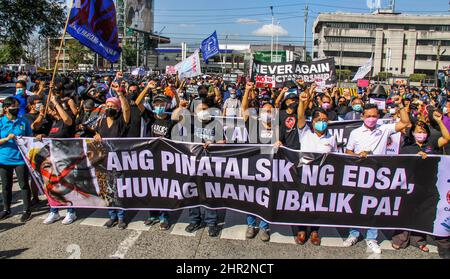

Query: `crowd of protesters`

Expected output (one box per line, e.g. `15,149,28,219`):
0,69,449,258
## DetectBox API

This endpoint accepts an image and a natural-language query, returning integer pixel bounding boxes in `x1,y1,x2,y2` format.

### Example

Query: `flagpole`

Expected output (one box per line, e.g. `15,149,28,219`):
44,0,74,116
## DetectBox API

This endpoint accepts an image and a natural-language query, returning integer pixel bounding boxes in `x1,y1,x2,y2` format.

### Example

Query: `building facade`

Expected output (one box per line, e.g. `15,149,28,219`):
312,11,450,78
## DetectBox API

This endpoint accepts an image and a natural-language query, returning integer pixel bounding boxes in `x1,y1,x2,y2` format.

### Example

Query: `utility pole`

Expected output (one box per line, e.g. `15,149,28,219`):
270,6,274,63
386,47,392,84
47,37,51,69
338,41,343,86
275,21,279,62
304,5,308,61
368,43,375,82
435,40,446,87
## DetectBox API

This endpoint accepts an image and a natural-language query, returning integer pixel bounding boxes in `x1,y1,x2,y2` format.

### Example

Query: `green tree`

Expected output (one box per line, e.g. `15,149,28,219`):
0,0,65,63
66,40,90,70
123,44,137,67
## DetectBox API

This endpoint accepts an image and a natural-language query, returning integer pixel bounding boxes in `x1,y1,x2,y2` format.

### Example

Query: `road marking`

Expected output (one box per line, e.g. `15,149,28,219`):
79,209,109,227
109,230,142,259
170,209,197,237
126,211,151,231
319,227,345,247
269,225,296,244
220,210,247,240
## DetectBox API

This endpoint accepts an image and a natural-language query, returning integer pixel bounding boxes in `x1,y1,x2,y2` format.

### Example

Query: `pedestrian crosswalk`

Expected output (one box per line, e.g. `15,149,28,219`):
9,203,439,253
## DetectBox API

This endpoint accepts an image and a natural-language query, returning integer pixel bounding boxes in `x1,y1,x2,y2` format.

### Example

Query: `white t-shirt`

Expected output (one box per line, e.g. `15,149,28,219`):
298,124,338,153
346,123,397,155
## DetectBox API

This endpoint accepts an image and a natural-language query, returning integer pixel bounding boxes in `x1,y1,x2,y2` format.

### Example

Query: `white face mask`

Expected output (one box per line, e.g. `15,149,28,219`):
35,103,42,111
230,93,236,99
197,110,211,121
444,107,449,114
389,108,396,115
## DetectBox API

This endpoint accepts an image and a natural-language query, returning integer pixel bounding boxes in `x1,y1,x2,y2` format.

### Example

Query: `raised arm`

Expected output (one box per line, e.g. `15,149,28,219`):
298,89,310,129
433,111,450,148
136,81,156,112
112,82,130,124
241,82,254,122
275,87,289,108
393,95,410,132
51,95,72,126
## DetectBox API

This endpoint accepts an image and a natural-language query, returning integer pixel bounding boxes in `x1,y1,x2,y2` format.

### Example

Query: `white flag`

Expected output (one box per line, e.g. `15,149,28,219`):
352,57,373,81
175,49,202,79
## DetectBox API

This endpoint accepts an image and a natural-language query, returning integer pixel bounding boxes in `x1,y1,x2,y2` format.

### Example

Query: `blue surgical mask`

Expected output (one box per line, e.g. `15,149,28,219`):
352,104,362,112
153,106,165,115
314,121,328,132
16,88,24,95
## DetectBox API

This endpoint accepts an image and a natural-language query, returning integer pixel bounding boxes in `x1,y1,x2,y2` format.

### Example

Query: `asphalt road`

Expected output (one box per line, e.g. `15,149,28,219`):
0,184,442,259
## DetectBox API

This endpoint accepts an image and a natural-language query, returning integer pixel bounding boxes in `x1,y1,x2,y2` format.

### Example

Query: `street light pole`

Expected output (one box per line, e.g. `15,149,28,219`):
270,6,274,63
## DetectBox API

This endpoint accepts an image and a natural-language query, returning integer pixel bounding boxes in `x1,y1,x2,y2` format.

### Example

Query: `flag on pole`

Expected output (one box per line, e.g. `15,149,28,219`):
174,49,202,79
200,31,220,64
352,57,373,81
66,0,122,63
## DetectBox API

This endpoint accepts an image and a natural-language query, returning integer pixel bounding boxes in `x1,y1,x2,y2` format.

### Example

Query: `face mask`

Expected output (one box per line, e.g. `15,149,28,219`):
364,116,378,128
197,110,211,121
352,104,362,112
129,90,139,101
35,103,43,111
8,107,19,116
153,106,165,115
16,88,24,95
444,107,448,114
314,121,328,132
288,102,298,111
144,96,151,104
322,103,331,110
389,108,396,115
260,112,272,123
413,132,428,143
106,108,118,118
230,93,237,99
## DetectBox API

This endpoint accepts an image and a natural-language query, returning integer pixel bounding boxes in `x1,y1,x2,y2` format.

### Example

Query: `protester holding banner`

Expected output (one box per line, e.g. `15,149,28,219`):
239,82,277,241
391,114,450,253
135,81,182,230
0,97,33,222
93,82,130,229
274,83,299,149
343,96,411,254
41,90,79,225
295,86,338,245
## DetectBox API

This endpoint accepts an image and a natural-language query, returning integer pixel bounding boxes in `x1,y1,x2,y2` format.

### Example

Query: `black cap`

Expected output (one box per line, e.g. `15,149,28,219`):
152,94,170,104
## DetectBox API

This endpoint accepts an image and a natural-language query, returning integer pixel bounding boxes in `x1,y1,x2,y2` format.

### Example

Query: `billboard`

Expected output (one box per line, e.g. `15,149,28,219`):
126,0,154,32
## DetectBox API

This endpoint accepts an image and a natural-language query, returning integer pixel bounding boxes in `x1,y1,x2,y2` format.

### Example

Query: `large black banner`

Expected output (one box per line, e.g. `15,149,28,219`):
251,58,336,88
18,137,450,236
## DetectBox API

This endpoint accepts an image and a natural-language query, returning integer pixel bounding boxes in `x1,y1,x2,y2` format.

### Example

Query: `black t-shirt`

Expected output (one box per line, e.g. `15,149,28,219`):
400,136,440,155
24,112,53,135
48,118,76,138
326,110,338,121
142,108,175,138
96,114,128,138
279,110,299,149
127,105,142,137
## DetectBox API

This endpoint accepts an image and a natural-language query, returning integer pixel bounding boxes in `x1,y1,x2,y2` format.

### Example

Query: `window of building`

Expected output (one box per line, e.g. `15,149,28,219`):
383,38,387,44
395,67,398,71
401,68,406,73
325,36,375,44
403,54,407,59
404,39,408,45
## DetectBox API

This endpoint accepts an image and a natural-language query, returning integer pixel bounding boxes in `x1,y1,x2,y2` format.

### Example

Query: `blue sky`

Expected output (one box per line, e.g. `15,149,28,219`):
154,0,448,50
66,0,449,51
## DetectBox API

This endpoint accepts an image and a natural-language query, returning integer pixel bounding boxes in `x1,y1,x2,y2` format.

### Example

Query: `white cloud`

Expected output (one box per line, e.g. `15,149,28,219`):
236,18,260,25
252,23,288,36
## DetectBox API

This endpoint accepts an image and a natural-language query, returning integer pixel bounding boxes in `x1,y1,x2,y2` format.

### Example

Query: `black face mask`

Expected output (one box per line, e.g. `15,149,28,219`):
8,108,19,117
129,90,139,101
288,102,298,111
106,108,118,118
199,91,208,98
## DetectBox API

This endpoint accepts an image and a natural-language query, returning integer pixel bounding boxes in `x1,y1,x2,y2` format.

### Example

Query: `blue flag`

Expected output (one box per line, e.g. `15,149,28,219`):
67,0,122,63
200,31,220,64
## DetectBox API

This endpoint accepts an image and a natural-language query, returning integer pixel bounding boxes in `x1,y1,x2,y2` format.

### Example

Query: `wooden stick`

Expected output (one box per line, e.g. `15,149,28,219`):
44,0,74,116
